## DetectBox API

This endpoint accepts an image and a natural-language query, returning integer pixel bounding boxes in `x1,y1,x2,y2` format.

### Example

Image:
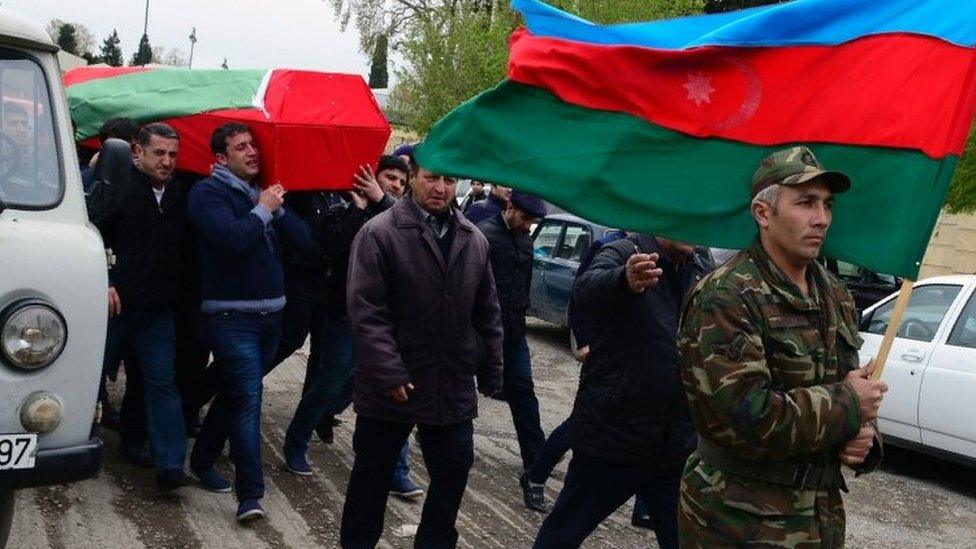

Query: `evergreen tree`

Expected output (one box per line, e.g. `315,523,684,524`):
99,29,124,67
56,24,79,55
130,34,153,66
368,33,389,89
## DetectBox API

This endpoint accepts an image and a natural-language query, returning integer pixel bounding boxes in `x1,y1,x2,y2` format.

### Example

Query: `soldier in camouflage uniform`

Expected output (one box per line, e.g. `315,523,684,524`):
677,146,890,548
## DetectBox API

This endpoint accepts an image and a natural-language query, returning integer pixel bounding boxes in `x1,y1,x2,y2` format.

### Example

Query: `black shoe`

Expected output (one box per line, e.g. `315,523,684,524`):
119,444,154,469
315,419,334,445
520,473,547,513
156,469,192,492
631,512,654,529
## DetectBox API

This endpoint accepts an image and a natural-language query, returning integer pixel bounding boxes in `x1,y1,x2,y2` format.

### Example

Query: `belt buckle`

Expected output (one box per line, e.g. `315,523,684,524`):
793,463,813,488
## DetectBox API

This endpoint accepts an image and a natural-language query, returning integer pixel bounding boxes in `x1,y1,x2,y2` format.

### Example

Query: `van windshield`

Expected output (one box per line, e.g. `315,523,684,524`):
0,50,61,210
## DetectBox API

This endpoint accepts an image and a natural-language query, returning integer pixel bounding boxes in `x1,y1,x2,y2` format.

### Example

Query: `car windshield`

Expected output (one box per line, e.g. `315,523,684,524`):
0,50,61,210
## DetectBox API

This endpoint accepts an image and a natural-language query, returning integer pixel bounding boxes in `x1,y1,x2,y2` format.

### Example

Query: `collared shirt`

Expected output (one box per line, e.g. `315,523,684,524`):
411,196,453,238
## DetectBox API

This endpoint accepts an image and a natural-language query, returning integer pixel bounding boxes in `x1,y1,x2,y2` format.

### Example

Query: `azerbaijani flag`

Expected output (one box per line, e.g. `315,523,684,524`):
65,67,391,191
416,0,976,279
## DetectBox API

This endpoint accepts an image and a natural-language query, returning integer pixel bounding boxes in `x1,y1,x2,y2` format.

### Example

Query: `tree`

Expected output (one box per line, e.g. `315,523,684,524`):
99,29,124,67
368,33,389,88
45,19,96,56
160,48,189,67
386,0,704,134
945,127,976,214
55,24,79,55
221,58,229,70
131,34,153,66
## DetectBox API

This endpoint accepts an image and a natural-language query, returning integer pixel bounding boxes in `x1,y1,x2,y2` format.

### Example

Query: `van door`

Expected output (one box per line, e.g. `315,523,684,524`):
918,284,976,458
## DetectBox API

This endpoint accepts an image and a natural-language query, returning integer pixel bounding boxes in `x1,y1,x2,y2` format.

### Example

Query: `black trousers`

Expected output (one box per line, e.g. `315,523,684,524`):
533,452,682,549
340,416,474,549
173,300,210,427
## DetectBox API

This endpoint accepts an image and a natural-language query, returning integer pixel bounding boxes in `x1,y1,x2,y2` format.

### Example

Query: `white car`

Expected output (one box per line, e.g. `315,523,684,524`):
858,275,976,464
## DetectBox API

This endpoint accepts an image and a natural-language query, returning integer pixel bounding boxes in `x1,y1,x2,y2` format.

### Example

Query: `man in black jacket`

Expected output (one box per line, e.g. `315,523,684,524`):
86,124,192,492
532,234,713,549
464,182,511,225
476,191,549,511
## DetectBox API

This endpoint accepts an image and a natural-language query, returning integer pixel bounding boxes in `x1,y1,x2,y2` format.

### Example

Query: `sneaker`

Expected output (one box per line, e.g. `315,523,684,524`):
282,450,313,476
236,499,265,523
191,463,232,493
389,477,424,500
156,469,192,492
520,473,548,513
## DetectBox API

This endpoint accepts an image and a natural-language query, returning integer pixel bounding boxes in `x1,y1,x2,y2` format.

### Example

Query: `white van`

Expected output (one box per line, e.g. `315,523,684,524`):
0,10,106,544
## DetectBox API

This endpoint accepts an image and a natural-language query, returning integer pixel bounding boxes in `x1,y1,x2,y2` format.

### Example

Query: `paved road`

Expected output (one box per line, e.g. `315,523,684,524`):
9,320,976,548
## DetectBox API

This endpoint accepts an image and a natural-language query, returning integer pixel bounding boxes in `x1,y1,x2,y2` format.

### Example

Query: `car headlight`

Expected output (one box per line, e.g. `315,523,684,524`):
1,301,67,370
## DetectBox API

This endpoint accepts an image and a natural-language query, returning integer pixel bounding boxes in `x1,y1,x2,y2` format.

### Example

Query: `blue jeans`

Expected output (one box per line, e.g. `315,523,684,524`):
102,309,185,471
504,334,546,470
341,416,473,549
284,312,411,483
533,453,681,549
191,311,282,500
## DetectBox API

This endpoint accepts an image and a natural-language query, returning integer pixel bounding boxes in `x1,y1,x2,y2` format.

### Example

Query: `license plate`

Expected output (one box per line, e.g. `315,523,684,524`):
0,434,37,470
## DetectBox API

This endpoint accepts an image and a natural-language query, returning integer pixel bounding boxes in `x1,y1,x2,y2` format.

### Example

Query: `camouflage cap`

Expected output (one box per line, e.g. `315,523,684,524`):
750,146,851,199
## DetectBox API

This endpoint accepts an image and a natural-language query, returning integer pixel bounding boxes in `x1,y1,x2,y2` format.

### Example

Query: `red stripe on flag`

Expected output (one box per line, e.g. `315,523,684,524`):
63,66,152,87
508,29,976,158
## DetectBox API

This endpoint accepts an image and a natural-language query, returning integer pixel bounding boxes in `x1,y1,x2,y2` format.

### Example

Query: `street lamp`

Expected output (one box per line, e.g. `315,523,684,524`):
188,27,197,69
143,0,150,37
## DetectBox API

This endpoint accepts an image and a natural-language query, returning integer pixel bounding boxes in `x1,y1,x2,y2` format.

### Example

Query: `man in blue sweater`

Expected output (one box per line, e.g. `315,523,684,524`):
186,123,311,523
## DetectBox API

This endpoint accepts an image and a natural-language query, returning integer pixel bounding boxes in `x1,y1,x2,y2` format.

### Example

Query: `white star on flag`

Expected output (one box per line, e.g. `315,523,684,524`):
683,71,715,106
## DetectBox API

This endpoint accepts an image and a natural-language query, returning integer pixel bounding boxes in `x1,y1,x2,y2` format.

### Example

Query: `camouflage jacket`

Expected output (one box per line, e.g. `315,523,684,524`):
678,239,864,463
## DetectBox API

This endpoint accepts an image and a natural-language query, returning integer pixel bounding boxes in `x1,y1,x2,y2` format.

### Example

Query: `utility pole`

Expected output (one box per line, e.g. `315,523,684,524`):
143,0,150,37
188,27,197,69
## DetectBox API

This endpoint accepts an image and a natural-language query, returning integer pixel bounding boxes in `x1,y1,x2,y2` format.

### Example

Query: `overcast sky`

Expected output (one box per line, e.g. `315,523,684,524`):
5,0,371,77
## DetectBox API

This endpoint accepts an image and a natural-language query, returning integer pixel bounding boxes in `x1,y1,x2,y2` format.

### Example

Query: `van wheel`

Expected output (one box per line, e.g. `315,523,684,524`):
0,489,14,548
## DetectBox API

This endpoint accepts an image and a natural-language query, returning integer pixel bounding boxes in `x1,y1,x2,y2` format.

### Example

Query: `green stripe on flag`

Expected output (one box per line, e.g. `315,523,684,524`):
417,81,955,279
68,69,268,140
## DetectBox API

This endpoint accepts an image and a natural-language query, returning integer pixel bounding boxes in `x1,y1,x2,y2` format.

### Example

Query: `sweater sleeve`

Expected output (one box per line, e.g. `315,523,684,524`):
187,184,269,256
272,207,312,255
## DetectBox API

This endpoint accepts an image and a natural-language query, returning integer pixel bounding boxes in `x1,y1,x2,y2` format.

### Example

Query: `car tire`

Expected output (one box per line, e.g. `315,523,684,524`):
0,489,14,548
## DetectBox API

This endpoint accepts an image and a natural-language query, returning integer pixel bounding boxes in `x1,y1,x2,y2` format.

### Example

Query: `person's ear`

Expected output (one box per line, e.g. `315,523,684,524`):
752,201,772,229
215,153,229,167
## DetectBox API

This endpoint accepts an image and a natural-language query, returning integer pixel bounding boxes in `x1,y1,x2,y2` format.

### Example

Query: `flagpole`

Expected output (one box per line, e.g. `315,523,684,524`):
869,278,914,380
